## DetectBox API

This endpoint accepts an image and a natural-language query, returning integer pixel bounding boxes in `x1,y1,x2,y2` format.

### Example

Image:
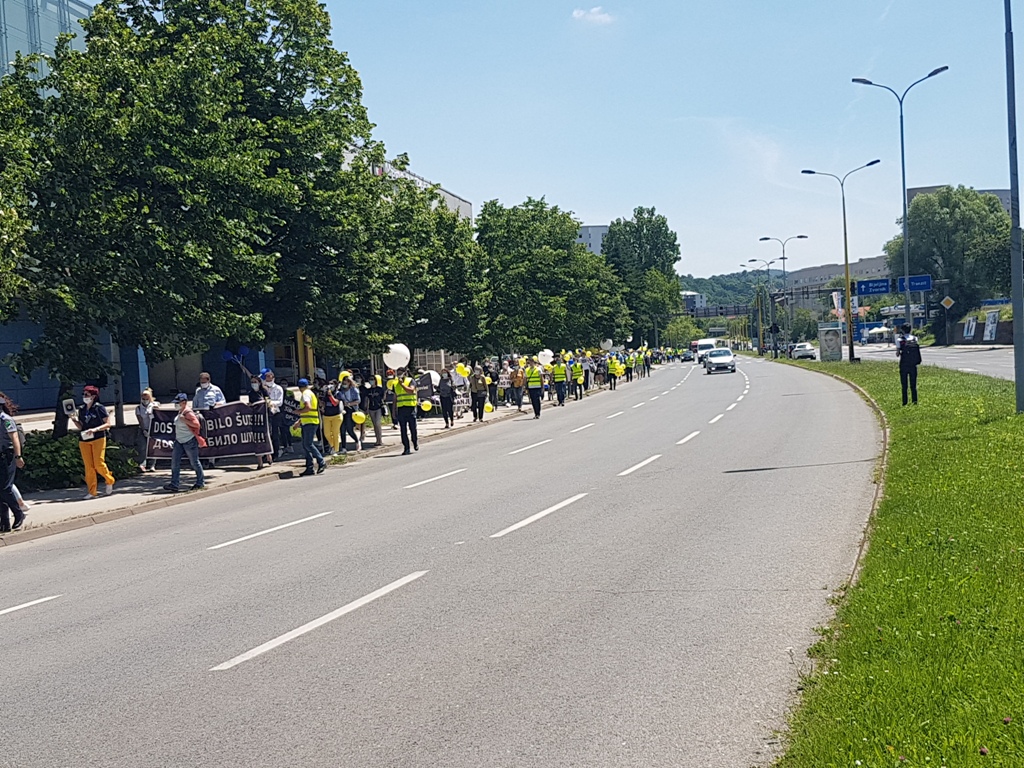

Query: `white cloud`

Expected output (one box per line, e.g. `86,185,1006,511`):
572,6,614,25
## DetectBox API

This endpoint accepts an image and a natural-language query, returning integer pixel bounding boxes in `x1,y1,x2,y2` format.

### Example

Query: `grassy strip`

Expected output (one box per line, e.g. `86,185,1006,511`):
777,360,1024,767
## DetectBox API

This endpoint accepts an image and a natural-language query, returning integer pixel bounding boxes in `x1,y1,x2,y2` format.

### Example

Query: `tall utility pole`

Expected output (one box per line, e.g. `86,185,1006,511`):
802,161,881,363
1007,0,1024,413
854,67,948,330
759,235,808,349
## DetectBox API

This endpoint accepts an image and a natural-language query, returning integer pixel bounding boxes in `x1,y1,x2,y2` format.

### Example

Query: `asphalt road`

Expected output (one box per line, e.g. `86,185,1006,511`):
854,343,1016,380
0,359,879,768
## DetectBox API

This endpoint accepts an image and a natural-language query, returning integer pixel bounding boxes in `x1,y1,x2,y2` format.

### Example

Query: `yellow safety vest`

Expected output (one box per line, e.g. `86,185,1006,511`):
552,363,567,382
525,366,543,388
571,362,583,378
299,391,320,425
395,377,417,408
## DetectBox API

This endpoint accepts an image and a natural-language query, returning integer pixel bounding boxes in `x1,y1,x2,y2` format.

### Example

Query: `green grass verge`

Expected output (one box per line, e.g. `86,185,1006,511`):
777,360,1024,767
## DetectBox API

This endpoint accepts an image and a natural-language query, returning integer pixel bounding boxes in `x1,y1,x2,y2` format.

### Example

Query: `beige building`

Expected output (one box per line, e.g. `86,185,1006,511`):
786,254,890,311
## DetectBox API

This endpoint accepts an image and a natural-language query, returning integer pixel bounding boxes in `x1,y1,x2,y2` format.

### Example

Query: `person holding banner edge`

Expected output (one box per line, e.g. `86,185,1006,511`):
163,393,207,493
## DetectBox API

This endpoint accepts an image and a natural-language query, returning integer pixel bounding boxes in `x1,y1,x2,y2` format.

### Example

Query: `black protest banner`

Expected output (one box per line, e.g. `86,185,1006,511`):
416,373,434,402
148,401,273,459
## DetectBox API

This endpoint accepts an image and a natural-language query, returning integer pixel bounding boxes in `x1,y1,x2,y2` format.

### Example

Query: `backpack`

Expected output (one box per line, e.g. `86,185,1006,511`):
901,337,922,366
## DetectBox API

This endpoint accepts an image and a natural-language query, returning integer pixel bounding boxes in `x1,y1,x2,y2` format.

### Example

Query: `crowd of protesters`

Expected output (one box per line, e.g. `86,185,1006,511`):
0,346,677,526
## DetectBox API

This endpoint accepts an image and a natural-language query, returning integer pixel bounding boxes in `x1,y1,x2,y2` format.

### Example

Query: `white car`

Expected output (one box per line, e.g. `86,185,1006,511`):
704,348,736,374
792,343,816,360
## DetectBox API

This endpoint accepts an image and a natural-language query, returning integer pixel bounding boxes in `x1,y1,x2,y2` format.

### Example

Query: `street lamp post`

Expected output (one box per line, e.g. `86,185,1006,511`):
741,265,765,354
802,160,881,363
853,66,948,330
759,235,808,352
748,259,778,356
1005,0,1024,413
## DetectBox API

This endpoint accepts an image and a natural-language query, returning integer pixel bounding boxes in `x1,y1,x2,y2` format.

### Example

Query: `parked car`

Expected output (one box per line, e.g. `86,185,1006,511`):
704,348,736,374
682,350,694,362
792,343,816,360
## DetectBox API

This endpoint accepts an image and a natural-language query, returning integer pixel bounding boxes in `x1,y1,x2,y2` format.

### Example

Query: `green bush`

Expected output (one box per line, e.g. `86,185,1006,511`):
18,431,141,492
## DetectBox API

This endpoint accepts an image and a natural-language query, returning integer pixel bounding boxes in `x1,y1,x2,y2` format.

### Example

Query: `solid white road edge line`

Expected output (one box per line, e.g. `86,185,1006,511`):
709,414,724,424
490,493,588,538
677,431,700,445
608,411,624,419
207,512,334,551
508,439,553,456
0,595,62,617
726,403,737,411
618,455,662,476
210,571,428,671
404,468,468,489
570,423,595,433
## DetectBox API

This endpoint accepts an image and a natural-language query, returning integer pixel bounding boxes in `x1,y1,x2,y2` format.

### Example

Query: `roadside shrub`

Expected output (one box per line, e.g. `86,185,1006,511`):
18,431,141,492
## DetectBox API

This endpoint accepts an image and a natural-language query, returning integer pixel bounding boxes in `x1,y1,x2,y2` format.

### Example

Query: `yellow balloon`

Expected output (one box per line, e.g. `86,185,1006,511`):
419,400,432,412
544,364,553,371
351,410,367,424
485,376,492,385
576,376,584,384
519,357,527,367
456,364,469,377
484,402,494,413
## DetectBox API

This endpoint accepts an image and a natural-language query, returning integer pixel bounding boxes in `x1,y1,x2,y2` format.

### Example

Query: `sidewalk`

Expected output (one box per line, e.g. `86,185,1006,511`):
1,387,615,545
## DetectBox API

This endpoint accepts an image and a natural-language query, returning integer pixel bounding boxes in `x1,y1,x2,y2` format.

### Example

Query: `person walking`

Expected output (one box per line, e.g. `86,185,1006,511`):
163,393,208,492
247,375,274,469
337,375,362,452
70,385,116,500
896,323,923,406
551,357,568,406
259,369,288,459
134,389,159,472
485,364,499,410
469,366,488,422
570,358,584,401
360,374,386,446
625,352,634,383
607,355,618,391
438,368,456,429
498,361,512,407
319,380,342,456
0,402,26,533
509,364,525,412
525,357,544,419
394,367,419,455
296,378,326,476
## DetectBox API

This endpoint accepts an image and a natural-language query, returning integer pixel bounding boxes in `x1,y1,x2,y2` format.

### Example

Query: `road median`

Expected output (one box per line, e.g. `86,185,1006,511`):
774,359,1024,767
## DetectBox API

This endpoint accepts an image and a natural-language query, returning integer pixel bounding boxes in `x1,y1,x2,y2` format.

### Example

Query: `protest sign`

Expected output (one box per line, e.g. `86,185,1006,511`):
148,401,273,460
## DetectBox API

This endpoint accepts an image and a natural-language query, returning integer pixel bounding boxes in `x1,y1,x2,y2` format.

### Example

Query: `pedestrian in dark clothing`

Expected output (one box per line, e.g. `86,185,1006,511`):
896,323,922,406
438,369,456,428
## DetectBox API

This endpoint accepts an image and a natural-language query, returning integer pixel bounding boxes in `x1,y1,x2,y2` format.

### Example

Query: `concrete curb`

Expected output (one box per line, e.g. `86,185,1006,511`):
773,359,890,589
0,382,616,549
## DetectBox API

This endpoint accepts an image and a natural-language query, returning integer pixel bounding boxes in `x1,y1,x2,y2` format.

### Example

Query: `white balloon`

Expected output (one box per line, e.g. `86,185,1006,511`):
382,342,411,369
600,339,613,351
428,370,441,386
538,349,554,366
626,335,633,343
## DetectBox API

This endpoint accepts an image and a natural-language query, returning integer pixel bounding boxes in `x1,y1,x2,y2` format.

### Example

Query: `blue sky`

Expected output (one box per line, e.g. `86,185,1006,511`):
330,1,1014,278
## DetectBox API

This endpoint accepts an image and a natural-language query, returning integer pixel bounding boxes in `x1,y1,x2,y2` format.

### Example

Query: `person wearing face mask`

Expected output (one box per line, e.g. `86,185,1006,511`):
258,368,288,459
360,374,386,447
337,374,362,452
134,388,159,472
70,385,115,499
319,379,343,456
469,366,488,422
163,393,207,492
437,368,456,428
248,375,275,468
192,372,225,411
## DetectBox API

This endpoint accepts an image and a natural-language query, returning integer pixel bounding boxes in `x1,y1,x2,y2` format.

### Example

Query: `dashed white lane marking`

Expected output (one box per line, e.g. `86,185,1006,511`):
509,439,553,456
571,423,595,433
677,431,700,445
608,411,624,419
726,403,737,411
618,455,663,477
650,396,659,401
210,571,429,670
491,493,588,538
404,468,468,489
662,391,670,395
737,395,744,401
0,595,62,617
709,414,724,424
208,512,334,551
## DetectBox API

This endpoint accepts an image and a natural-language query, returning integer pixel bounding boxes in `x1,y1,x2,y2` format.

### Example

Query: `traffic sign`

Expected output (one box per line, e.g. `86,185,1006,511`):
897,274,933,292
941,296,955,310
856,278,891,296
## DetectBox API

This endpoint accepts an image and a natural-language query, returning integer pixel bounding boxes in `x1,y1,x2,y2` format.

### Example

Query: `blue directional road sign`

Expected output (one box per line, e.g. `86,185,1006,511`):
856,278,892,296
897,274,933,292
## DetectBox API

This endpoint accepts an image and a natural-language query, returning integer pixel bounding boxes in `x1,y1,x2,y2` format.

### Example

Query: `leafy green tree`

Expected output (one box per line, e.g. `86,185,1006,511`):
662,315,702,348
884,186,1011,321
790,308,818,342
603,206,682,344
678,270,775,307
475,197,630,353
